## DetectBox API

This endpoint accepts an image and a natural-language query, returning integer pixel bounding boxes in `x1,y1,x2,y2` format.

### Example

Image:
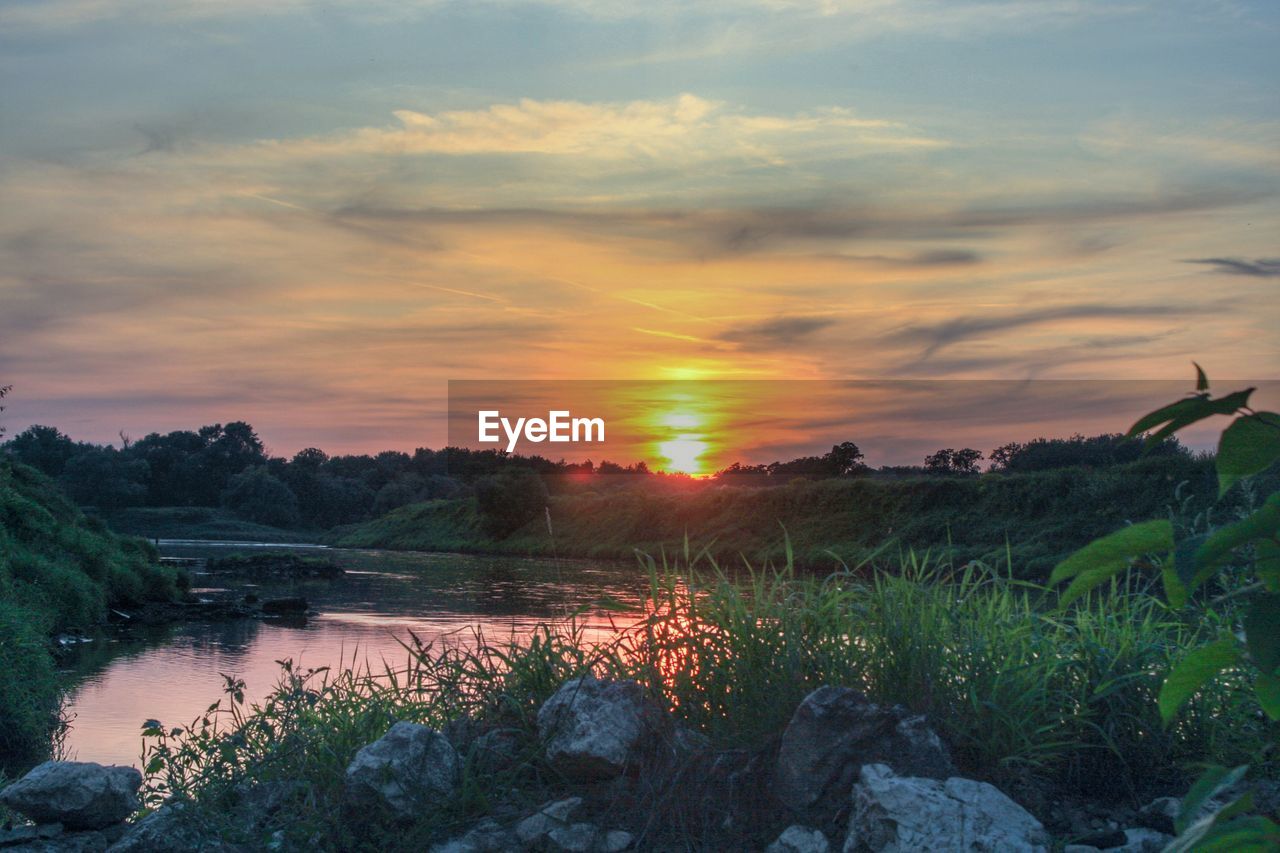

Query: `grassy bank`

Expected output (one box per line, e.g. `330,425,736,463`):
0,462,187,771
138,547,1270,851
337,455,1229,578
99,506,318,543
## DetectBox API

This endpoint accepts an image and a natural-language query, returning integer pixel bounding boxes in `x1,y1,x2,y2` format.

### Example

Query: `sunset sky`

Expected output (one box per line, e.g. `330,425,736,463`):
2,1,1277,461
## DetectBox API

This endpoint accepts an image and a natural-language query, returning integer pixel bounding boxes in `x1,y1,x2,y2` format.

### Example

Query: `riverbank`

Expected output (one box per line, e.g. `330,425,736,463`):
9,552,1269,852
0,462,187,773
335,454,1230,578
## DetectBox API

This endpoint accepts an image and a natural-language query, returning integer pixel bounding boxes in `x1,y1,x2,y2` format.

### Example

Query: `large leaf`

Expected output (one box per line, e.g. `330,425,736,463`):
1256,672,1280,721
1159,638,1241,724
1050,520,1172,606
1195,362,1210,392
1175,764,1249,835
1189,493,1280,591
1244,592,1280,675
1217,411,1280,497
1257,539,1280,593
1127,388,1255,449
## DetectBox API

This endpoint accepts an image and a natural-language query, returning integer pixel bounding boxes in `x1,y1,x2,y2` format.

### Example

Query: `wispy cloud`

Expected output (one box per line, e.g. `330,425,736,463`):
1184,257,1280,277
718,315,838,349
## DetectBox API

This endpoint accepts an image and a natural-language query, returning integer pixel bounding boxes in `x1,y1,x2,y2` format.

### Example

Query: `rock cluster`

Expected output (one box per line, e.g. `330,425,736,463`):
0,682,1188,851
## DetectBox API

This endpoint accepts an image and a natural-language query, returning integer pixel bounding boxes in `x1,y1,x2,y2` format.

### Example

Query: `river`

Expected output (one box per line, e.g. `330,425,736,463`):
59,543,645,768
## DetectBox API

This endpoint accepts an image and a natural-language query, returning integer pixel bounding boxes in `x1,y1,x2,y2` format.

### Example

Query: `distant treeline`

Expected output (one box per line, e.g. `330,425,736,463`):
0,421,1188,531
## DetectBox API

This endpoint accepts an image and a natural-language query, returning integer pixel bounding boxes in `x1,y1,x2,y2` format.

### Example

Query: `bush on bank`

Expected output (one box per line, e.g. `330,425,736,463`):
0,461,187,772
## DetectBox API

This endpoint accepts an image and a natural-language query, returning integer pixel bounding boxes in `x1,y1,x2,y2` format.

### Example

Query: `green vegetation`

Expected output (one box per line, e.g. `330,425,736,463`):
138,546,1270,850
1051,368,1280,849
0,460,187,771
102,506,318,543
338,453,1237,578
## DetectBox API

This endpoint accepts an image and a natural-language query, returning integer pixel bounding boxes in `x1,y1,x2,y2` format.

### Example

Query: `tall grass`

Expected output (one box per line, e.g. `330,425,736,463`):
137,544,1269,850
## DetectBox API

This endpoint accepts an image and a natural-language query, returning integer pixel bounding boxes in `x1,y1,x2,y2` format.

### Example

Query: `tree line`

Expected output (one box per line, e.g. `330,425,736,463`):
0,419,1187,531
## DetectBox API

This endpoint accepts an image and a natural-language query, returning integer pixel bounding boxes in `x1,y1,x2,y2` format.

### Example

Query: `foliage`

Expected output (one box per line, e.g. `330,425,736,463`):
221,467,301,528
137,543,1267,849
0,460,186,771
923,447,983,474
1050,365,1280,848
989,432,1186,473
474,468,548,539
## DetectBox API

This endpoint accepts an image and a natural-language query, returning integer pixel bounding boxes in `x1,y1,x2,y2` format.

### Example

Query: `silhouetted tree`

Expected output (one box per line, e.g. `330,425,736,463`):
474,468,548,538
222,466,301,528
924,448,984,474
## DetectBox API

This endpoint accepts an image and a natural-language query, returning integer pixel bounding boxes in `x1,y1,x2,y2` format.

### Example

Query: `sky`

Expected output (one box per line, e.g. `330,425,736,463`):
1,0,1277,461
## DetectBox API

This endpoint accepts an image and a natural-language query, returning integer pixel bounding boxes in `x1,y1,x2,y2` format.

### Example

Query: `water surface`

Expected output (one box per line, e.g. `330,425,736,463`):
61,544,643,767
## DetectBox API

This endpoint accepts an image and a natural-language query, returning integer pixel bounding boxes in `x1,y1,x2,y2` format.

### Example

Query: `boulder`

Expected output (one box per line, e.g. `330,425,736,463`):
766,824,831,853
1103,828,1173,853
536,675,668,780
106,802,231,853
843,764,1048,853
516,798,583,845
775,687,953,811
428,818,518,853
343,721,460,820
0,762,141,830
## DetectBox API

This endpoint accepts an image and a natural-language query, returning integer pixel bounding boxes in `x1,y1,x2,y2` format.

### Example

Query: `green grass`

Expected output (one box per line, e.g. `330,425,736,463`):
137,543,1269,851
100,506,317,543
0,462,187,772
336,455,1230,579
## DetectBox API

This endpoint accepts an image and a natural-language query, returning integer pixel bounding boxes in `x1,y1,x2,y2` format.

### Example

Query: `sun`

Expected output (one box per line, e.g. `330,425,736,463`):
657,435,710,476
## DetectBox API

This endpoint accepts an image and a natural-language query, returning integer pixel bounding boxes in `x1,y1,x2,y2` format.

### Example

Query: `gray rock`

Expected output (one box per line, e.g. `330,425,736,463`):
1,828,115,853
600,830,634,852
1102,828,1173,853
0,762,141,830
766,824,831,853
473,728,523,772
546,823,601,852
843,764,1048,853
343,721,460,821
536,675,667,780
516,797,583,845
1135,797,1178,835
106,802,231,853
775,687,952,811
428,818,519,853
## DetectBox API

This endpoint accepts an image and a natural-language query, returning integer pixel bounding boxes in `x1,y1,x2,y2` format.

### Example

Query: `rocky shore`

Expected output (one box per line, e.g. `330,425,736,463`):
1,677,1211,852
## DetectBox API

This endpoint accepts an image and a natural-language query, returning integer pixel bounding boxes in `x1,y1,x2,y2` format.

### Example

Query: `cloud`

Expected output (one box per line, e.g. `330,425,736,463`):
718,315,838,348
884,303,1203,359
1184,257,1280,278
240,95,944,165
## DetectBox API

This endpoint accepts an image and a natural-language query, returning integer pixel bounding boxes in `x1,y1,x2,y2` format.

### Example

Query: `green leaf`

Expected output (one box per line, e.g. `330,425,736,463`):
1256,672,1280,721
1195,362,1210,392
1195,816,1280,853
1162,557,1189,608
1244,592,1280,675
1176,764,1249,835
1257,540,1280,592
1191,493,1280,592
1051,520,1172,606
1128,388,1256,448
1217,411,1280,497
1173,532,1210,596
1159,638,1241,724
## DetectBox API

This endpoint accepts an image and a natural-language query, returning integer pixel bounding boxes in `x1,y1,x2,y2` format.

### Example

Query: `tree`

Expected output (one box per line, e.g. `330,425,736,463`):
0,384,9,439
474,468,548,538
826,441,866,475
3,425,77,477
924,447,983,474
60,447,149,510
221,467,301,528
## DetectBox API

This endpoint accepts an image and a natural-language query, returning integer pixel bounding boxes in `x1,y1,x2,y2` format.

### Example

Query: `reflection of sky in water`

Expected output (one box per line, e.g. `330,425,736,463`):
61,546,642,767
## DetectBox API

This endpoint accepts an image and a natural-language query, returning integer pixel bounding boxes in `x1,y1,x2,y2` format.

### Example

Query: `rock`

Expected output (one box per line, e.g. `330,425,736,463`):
0,762,141,830
1063,846,1101,853
1135,797,1178,835
1102,828,1173,853
428,818,518,853
843,764,1048,853
516,797,583,845
472,728,523,772
600,830,634,852
536,674,668,780
260,597,308,615
546,823,601,852
775,687,953,812
1076,829,1127,848
1,827,119,852
343,721,460,820
766,824,831,853
106,802,230,853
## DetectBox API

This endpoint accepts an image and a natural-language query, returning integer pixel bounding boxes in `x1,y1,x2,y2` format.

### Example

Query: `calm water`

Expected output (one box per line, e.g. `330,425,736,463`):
60,544,644,767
